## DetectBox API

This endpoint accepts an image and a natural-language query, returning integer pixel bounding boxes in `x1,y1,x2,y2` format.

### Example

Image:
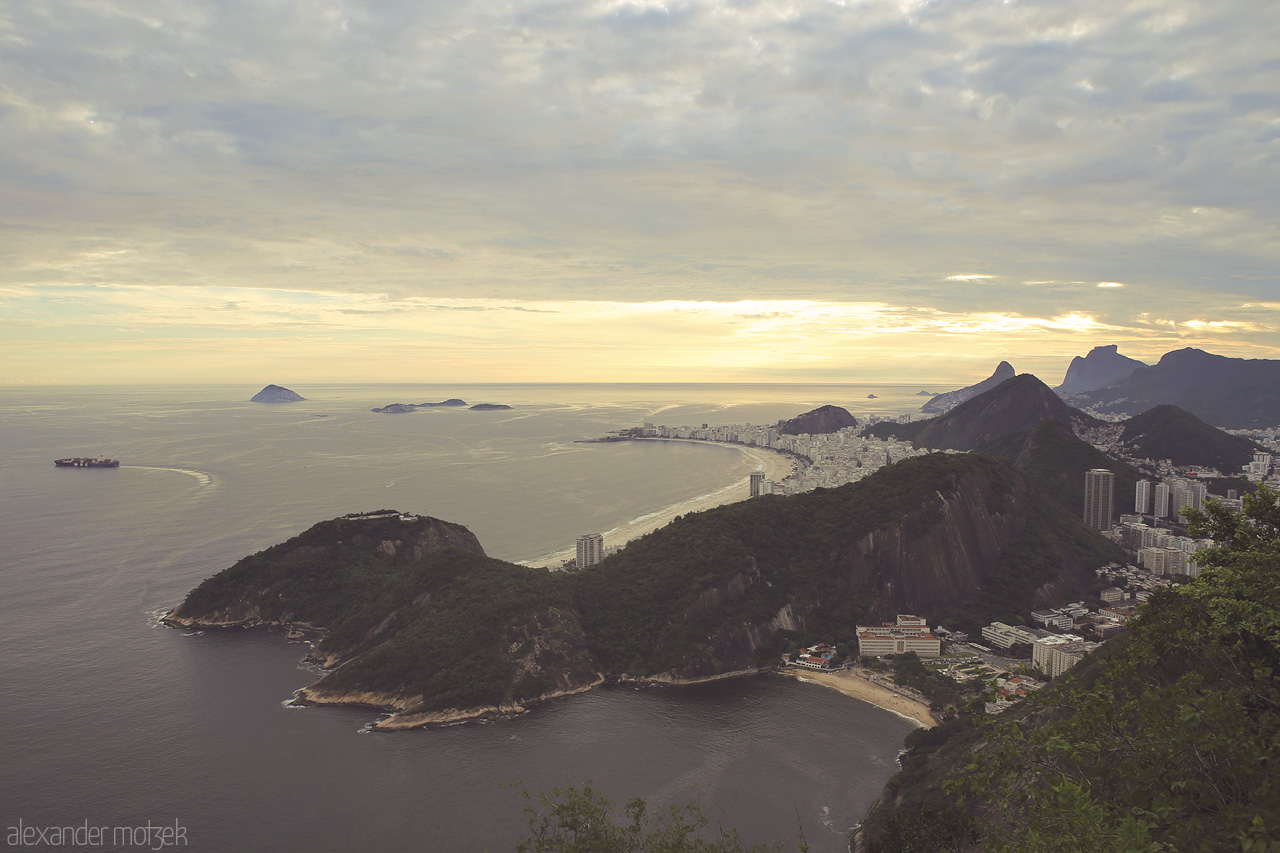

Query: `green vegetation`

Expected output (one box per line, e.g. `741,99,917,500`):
172,454,1117,717
1119,404,1264,471
860,486,1280,851
514,784,808,852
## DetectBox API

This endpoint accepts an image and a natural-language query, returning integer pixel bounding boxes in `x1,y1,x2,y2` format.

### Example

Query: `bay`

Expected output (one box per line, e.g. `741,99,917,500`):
0,384,926,852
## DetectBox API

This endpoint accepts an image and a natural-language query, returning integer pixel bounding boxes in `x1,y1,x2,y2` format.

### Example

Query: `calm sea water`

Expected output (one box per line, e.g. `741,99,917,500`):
0,384,926,852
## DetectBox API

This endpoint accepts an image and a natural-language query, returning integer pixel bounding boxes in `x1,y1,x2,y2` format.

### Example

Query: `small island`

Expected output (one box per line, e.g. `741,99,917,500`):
251,384,306,403
469,403,512,410
371,399,474,413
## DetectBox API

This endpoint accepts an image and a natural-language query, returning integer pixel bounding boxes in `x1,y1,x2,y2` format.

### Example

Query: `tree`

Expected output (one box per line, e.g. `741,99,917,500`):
514,784,809,853
865,485,1280,852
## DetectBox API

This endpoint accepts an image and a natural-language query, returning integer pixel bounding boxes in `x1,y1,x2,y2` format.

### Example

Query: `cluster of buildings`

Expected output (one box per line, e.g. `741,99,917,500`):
782,642,838,670
856,615,942,658
632,421,926,495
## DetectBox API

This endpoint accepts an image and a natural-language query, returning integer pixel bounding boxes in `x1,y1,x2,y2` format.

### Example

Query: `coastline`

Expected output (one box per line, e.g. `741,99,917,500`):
777,668,937,729
520,438,796,568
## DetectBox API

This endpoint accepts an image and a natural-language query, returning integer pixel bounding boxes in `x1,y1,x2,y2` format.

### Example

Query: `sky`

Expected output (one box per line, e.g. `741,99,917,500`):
2,0,1278,386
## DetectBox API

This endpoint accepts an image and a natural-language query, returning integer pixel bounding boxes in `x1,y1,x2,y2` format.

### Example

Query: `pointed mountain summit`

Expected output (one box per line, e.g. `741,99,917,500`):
1056,344,1146,395
778,404,857,435
912,373,1097,451
250,384,306,403
921,361,1015,414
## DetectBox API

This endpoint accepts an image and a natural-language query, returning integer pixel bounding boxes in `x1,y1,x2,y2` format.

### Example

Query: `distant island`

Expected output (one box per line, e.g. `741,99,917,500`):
250,384,305,403
370,399,472,413
469,403,512,410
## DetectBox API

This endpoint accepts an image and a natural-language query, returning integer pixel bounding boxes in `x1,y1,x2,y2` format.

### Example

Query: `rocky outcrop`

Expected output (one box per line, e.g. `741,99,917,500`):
164,511,485,629
250,384,305,403
921,361,1014,414
1055,344,1146,395
779,404,857,436
371,403,416,413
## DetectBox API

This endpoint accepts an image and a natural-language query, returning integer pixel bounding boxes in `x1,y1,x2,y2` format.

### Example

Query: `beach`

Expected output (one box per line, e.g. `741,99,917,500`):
522,439,796,567
779,668,938,729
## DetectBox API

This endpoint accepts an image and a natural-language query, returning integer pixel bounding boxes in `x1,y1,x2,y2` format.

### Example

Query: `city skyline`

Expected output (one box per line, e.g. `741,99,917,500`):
3,0,1278,385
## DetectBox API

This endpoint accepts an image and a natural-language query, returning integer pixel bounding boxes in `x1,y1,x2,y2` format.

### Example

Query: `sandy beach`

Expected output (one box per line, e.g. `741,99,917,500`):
521,439,796,568
779,668,937,729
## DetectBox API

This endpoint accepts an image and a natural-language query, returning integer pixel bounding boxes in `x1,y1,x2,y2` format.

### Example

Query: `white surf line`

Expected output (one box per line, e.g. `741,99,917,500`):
517,440,795,567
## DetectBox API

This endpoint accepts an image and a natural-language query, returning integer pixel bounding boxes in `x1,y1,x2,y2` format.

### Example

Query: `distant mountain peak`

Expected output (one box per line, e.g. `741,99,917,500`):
1056,345,1146,395
250,384,306,403
921,361,1016,414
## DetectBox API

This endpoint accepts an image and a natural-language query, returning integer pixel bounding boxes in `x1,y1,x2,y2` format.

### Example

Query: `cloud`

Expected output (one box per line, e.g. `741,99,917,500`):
1,0,1277,381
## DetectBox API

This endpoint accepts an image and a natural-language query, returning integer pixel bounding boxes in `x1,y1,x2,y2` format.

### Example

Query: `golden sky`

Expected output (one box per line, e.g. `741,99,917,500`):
2,0,1277,385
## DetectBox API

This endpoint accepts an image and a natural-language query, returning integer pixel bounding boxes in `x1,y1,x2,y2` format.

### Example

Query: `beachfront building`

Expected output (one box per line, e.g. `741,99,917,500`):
783,642,837,670
857,615,941,658
576,533,604,568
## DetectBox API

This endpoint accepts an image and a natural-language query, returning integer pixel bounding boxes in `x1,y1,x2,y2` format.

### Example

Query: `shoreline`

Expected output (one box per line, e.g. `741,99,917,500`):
520,438,796,568
777,668,937,729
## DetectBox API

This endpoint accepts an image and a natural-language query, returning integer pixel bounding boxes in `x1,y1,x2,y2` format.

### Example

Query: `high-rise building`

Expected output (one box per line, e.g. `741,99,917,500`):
1135,479,1151,514
749,471,765,497
1153,482,1170,518
576,533,604,568
1084,469,1115,532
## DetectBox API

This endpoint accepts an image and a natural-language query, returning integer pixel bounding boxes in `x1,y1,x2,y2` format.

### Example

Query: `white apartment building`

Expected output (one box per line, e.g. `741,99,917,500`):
857,614,941,657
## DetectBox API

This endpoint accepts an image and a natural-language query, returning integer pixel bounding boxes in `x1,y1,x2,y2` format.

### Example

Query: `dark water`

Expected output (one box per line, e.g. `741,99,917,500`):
1,385,923,851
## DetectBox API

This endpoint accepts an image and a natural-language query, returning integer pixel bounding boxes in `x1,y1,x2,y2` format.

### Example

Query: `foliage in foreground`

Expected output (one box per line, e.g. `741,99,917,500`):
514,784,809,853
863,485,1280,852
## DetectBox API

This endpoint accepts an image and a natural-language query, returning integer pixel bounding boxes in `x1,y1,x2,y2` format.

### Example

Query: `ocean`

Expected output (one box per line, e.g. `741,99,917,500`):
0,384,929,852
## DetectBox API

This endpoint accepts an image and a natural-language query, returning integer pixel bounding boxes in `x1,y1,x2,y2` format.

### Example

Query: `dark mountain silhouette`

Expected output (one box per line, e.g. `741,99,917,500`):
778,404,857,435
1056,344,1146,394
921,361,1015,414
1118,405,1264,473
1074,347,1280,428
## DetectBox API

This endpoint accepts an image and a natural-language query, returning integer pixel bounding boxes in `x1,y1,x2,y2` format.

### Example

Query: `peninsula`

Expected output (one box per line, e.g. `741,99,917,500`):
166,454,1118,730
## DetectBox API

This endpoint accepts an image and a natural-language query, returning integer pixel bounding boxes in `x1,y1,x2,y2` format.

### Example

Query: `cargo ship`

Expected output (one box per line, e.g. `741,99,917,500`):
54,457,120,468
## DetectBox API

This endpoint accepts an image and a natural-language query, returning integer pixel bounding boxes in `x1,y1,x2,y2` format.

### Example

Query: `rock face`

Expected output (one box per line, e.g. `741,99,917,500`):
1056,344,1146,395
921,361,1015,414
250,384,306,403
778,404,857,435
1073,347,1280,428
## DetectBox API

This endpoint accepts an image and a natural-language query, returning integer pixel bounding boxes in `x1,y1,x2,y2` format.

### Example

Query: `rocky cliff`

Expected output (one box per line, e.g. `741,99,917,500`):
1055,344,1146,394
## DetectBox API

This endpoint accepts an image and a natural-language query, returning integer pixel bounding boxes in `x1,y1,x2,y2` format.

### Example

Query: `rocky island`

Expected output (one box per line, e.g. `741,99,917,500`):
250,384,306,403
166,454,1117,730
469,403,512,410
